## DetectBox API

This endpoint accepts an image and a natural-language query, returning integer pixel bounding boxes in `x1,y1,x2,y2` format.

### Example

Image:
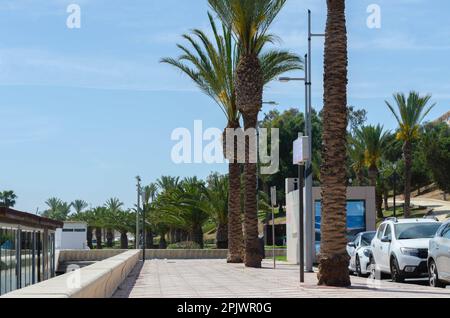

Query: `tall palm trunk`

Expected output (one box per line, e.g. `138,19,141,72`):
369,166,383,219
87,226,93,249
225,122,244,262
384,187,389,212
106,228,114,248
317,0,351,287
120,232,128,249
159,233,167,249
146,230,154,249
95,227,102,250
236,54,263,268
191,224,204,249
403,141,412,217
216,222,228,249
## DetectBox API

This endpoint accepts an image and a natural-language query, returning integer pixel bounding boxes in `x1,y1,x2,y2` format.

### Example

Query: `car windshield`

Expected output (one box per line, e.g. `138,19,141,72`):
361,232,375,246
395,223,442,240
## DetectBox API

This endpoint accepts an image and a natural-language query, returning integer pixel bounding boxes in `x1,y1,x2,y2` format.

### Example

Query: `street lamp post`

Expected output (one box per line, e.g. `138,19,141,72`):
393,163,398,218
135,176,141,250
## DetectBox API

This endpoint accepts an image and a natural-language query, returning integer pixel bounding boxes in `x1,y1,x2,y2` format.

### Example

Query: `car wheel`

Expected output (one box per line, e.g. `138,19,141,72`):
390,257,405,283
355,256,362,277
429,260,445,288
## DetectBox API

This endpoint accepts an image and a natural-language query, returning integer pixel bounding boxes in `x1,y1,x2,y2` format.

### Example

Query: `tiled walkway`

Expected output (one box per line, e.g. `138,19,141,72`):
113,259,450,298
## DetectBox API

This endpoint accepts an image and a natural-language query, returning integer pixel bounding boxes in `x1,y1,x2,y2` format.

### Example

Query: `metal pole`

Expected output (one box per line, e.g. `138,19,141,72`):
299,164,305,283
393,172,397,218
306,9,325,272
272,206,276,269
142,199,146,262
136,176,141,250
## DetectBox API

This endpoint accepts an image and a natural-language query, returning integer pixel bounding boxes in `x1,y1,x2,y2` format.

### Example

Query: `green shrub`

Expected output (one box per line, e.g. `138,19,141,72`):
167,241,201,250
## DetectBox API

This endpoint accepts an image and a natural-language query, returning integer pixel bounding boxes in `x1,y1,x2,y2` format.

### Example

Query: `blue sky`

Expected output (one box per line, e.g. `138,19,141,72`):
1,0,449,213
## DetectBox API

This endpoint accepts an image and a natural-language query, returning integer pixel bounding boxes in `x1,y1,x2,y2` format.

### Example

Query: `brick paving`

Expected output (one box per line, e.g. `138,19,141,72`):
113,259,450,298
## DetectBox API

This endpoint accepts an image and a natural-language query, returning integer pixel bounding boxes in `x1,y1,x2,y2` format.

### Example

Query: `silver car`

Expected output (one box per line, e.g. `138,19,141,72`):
428,220,450,288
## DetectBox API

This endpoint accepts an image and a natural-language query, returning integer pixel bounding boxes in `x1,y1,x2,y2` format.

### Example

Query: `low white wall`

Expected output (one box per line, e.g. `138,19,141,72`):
58,249,287,262
1,250,140,298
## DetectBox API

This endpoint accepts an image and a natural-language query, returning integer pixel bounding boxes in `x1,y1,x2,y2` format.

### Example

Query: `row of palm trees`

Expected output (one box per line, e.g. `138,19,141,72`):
349,92,435,219
162,0,353,285
163,0,302,268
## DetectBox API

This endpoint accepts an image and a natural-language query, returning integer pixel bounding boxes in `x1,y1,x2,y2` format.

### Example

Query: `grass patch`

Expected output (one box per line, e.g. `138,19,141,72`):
377,206,428,227
266,256,287,262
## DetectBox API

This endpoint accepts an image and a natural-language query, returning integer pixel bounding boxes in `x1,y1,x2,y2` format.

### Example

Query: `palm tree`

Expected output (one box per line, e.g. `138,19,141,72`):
206,173,229,248
348,136,366,186
206,1,298,267
72,199,88,214
0,191,17,208
91,207,108,249
104,198,124,248
355,125,389,218
317,0,351,287
42,198,72,221
162,14,244,261
142,183,158,248
386,91,435,217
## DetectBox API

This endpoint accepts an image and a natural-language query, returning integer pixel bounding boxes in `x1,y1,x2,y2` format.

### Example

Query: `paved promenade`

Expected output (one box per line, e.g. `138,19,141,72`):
113,259,450,298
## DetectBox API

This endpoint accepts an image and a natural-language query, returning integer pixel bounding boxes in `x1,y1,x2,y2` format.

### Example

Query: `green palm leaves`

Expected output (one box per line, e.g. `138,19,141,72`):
354,125,389,170
208,0,286,55
0,190,17,208
161,13,238,123
386,91,435,142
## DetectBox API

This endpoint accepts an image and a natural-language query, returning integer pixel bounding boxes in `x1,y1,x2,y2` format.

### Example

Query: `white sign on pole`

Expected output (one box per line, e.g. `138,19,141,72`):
270,187,277,207
293,135,310,165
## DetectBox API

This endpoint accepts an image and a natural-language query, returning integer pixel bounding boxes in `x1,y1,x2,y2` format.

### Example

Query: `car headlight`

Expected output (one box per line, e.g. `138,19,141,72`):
363,249,371,257
400,248,420,257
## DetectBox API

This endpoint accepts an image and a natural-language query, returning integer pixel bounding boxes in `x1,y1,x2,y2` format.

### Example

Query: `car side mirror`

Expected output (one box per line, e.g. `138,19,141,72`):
381,236,391,243
347,242,356,248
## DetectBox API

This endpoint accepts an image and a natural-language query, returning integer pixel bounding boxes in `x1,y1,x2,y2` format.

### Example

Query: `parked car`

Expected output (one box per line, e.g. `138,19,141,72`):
347,231,376,276
428,220,450,288
370,218,441,283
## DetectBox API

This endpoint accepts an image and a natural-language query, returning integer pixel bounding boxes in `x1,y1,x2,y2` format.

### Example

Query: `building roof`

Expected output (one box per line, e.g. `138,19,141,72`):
0,207,63,230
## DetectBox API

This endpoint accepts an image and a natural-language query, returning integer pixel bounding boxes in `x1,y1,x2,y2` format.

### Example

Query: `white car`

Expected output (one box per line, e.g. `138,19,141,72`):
428,220,450,288
370,218,442,283
347,231,376,276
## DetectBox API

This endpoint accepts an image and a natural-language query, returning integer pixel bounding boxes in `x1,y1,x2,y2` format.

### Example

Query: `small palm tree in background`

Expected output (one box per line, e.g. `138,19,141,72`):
386,91,435,217
318,0,351,287
355,125,389,218
104,198,124,248
206,173,229,248
0,190,17,208
43,197,72,221
142,183,158,248
72,199,88,214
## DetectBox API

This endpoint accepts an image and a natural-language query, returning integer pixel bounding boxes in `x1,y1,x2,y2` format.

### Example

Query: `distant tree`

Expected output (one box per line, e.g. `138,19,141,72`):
0,191,17,208
72,200,88,214
348,106,368,133
386,91,435,217
355,125,389,218
42,198,72,221
422,123,450,197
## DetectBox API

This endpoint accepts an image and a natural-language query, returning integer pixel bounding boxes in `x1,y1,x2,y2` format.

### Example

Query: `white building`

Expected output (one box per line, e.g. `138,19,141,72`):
55,221,88,250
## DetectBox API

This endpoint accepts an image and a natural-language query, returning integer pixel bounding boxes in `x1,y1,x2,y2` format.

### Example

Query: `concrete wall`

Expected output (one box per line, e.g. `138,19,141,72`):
58,249,287,262
2,250,140,298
